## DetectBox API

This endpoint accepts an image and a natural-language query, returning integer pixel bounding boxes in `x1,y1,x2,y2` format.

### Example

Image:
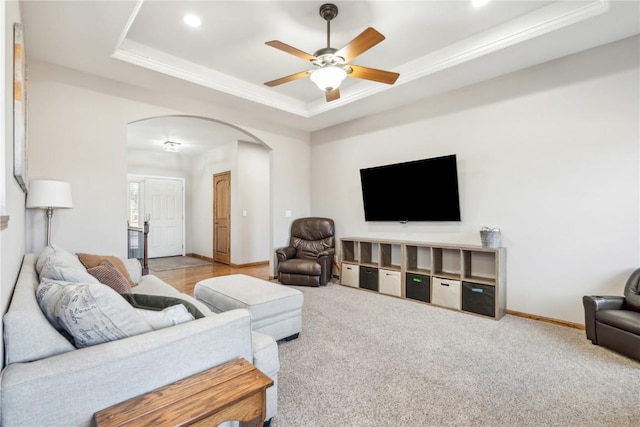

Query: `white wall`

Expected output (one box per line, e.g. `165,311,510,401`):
235,141,270,264
189,142,237,259
267,129,312,250
188,140,270,265
1,0,26,369
26,70,157,255
25,61,311,270
127,149,193,178
310,36,640,324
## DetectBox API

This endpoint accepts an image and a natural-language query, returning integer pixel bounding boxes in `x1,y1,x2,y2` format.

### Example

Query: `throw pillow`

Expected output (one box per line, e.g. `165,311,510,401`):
87,260,132,294
119,293,205,319
39,264,100,284
135,305,195,330
36,245,57,274
37,245,99,284
77,253,136,286
36,279,153,348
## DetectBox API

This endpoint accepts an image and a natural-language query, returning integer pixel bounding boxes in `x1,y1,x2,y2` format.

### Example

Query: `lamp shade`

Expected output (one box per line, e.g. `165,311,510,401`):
26,180,73,209
310,66,347,92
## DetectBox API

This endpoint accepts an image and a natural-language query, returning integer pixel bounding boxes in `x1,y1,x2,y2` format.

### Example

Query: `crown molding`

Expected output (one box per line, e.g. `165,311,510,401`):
112,0,609,118
112,43,309,116
397,0,609,84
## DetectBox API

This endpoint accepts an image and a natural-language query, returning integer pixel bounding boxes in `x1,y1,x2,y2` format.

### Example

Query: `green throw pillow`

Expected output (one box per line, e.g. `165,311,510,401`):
119,293,205,319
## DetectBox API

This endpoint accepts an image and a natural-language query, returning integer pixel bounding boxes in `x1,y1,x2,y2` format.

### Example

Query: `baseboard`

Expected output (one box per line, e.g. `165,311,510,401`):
265,275,586,330
229,260,269,268
506,310,585,330
186,253,270,269
185,253,214,263
331,273,584,330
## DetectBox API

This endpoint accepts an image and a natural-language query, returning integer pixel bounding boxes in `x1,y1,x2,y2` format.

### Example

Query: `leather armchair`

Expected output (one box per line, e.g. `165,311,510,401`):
275,217,335,287
583,268,640,361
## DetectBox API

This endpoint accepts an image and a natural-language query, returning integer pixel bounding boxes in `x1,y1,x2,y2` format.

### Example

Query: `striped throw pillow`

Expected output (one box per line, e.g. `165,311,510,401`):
87,260,132,293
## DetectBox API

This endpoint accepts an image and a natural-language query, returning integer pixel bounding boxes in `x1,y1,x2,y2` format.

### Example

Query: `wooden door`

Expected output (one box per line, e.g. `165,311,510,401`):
213,172,231,264
145,177,184,258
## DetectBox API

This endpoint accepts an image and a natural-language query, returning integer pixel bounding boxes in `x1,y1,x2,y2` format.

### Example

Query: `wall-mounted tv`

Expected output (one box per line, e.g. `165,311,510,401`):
359,154,461,222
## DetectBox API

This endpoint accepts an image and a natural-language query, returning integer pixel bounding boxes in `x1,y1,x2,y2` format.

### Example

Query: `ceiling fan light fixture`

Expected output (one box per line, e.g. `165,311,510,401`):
163,141,182,152
263,2,399,103
472,0,490,7
310,66,347,92
183,14,202,28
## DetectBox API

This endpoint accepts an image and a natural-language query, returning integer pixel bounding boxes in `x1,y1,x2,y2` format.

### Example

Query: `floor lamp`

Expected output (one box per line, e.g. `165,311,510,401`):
26,180,73,246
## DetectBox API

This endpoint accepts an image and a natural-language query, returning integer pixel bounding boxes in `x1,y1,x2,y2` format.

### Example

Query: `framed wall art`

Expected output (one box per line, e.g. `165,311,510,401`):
14,23,27,193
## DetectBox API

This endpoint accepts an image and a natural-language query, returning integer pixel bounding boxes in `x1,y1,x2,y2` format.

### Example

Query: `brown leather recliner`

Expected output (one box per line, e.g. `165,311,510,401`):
583,268,640,361
276,217,335,287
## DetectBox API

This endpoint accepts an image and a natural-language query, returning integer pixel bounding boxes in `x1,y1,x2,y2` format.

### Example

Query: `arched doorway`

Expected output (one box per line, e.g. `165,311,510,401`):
126,115,272,267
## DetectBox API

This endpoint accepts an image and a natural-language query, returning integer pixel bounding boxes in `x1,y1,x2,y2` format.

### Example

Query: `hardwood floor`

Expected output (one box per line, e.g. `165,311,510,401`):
150,261,270,296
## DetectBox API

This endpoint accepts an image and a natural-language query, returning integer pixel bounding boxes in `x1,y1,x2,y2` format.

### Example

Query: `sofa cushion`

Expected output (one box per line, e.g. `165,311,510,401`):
252,331,280,377
135,305,195,329
87,260,132,293
77,252,136,286
596,309,640,335
36,279,153,348
37,245,99,284
3,254,76,364
278,258,321,276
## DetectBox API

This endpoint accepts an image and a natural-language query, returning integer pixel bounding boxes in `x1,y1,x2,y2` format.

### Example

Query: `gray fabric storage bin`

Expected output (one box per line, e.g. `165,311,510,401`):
462,282,496,317
359,266,379,291
406,273,431,303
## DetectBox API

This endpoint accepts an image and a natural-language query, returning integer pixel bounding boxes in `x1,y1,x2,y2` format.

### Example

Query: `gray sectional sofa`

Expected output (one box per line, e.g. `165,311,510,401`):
0,247,279,426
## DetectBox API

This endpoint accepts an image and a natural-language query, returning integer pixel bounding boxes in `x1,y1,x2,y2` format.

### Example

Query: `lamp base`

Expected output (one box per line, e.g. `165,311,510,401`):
46,207,54,246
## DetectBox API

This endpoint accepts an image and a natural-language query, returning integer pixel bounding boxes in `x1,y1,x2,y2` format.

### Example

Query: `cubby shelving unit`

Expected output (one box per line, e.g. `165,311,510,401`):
340,238,507,320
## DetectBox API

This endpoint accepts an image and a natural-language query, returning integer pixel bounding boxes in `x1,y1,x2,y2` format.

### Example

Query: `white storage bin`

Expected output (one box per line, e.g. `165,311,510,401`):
379,269,401,297
431,277,461,310
341,263,360,287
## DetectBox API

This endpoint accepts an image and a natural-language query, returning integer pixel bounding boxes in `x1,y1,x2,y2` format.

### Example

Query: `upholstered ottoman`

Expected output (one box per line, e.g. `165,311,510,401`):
194,274,303,341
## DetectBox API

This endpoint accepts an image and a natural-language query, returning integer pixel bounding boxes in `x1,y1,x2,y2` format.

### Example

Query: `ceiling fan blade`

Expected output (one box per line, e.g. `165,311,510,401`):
348,65,399,85
265,40,317,62
335,27,385,62
326,88,340,102
264,71,310,87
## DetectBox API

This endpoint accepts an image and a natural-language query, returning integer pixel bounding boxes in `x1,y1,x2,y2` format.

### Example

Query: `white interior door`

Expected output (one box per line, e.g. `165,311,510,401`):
145,177,184,258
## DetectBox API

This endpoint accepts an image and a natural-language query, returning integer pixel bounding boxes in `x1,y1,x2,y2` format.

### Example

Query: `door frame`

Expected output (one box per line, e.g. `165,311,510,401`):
127,174,186,256
213,171,231,264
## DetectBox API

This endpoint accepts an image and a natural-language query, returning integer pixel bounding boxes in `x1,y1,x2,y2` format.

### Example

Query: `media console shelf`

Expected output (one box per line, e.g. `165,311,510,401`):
340,238,506,320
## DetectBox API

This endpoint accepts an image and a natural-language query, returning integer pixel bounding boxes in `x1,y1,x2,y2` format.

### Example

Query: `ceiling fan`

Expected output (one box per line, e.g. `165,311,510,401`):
264,3,400,103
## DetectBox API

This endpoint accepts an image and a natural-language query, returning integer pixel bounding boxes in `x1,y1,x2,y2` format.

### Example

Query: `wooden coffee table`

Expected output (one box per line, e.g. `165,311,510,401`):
93,358,273,427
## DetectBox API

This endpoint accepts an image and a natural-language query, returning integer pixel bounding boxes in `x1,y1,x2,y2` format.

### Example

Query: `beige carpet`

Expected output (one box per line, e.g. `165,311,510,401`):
148,256,212,272
272,281,640,426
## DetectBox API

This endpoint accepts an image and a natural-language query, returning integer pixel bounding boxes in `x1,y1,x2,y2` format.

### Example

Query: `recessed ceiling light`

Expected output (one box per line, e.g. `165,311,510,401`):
472,0,490,7
163,141,182,152
183,14,201,28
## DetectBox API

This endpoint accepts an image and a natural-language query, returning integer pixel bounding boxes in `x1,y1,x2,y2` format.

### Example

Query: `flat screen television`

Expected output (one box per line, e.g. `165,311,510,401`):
359,154,461,222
